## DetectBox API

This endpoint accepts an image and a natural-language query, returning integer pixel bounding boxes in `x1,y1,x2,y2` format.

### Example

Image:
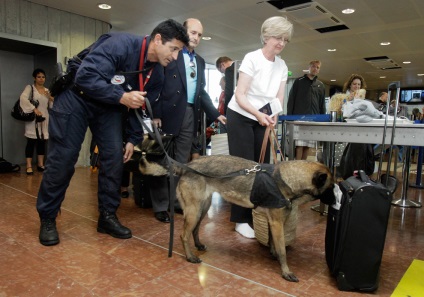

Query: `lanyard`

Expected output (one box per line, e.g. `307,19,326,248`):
138,36,153,92
138,37,154,111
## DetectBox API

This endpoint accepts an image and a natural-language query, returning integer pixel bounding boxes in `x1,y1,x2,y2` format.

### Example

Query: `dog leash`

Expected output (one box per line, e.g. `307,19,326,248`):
134,108,263,179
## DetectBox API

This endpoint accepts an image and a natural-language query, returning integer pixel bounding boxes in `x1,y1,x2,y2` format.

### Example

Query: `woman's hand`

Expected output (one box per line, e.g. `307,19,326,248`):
34,108,43,117
256,112,275,127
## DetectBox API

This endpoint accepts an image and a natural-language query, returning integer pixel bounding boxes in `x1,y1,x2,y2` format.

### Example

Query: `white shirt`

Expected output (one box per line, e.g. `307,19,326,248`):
228,49,288,121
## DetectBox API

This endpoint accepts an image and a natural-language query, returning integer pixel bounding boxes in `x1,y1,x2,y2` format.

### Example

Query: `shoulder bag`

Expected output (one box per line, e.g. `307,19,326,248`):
11,85,39,122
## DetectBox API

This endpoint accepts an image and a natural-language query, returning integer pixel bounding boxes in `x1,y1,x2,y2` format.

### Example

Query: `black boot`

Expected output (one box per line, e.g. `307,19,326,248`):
97,210,132,239
39,218,59,246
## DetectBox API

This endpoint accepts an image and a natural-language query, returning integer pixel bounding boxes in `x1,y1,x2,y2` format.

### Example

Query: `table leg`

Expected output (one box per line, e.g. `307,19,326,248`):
392,146,422,208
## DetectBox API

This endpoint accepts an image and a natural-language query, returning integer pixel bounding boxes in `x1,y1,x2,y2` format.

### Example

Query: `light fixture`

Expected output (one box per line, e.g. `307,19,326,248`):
302,69,309,72
331,79,336,82
342,8,355,14
403,61,411,64
417,74,424,76
380,42,391,46
327,49,336,52
98,3,111,9
380,76,386,78
202,36,211,41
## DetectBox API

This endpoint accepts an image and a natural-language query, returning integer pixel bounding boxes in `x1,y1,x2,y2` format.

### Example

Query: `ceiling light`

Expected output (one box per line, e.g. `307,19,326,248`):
331,79,336,82
202,36,211,41
98,3,111,9
327,49,336,52
403,61,411,64
380,42,390,46
342,8,355,14
418,74,424,76
302,69,309,72
380,76,386,78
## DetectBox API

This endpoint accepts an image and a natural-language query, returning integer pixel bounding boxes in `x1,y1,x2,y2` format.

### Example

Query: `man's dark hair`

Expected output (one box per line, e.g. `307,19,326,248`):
151,19,189,46
215,56,232,70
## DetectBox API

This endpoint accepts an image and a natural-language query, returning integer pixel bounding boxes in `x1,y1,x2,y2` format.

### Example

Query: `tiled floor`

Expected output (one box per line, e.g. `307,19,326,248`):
0,163,422,296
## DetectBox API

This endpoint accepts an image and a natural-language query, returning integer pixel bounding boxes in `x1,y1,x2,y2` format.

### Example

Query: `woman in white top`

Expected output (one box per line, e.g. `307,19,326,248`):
20,69,53,175
226,16,293,238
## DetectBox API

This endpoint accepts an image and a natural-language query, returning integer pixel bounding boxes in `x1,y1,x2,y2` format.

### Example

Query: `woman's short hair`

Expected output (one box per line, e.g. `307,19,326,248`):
32,68,46,78
260,16,293,45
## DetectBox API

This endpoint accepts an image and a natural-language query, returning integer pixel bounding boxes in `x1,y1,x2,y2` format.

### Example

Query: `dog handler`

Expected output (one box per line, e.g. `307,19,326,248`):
36,20,189,246
226,16,293,238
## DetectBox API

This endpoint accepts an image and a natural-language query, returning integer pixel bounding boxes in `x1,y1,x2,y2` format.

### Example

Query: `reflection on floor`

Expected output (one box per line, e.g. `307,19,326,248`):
0,164,422,296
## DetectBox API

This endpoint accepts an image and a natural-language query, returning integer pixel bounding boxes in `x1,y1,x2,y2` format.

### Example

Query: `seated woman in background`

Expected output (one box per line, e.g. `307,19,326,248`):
343,73,367,100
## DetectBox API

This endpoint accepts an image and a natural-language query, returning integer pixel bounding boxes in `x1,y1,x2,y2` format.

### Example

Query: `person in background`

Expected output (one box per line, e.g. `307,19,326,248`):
412,107,423,120
216,56,234,132
286,60,325,160
150,18,226,223
226,16,293,238
20,68,53,175
36,19,189,246
377,91,388,104
343,74,367,100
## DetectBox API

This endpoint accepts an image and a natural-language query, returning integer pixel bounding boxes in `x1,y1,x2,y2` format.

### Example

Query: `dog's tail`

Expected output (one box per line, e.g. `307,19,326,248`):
138,154,169,176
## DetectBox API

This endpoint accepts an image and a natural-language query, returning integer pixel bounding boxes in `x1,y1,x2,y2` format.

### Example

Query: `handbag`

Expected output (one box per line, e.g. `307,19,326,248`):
11,85,39,122
259,126,282,164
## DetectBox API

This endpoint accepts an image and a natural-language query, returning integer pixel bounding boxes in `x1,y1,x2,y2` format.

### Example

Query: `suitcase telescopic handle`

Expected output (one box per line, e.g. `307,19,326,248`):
358,170,371,183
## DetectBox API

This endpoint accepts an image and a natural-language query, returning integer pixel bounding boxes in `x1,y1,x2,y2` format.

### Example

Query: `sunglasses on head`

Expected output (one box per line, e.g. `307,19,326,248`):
189,61,196,78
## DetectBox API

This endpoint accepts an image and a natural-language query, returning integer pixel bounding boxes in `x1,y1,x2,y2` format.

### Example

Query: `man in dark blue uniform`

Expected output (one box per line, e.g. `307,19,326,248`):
36,19,189,246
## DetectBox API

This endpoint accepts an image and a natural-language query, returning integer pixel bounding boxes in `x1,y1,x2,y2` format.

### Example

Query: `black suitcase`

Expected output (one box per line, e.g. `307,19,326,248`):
325,170,392,292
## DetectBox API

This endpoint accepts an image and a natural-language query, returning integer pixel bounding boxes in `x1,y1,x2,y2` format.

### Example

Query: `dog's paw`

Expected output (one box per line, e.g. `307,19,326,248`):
282,272,299,282
186,256,202,264
195,244,207,251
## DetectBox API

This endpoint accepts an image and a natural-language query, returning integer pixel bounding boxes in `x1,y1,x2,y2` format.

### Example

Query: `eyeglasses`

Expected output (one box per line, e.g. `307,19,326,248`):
189,61,196,78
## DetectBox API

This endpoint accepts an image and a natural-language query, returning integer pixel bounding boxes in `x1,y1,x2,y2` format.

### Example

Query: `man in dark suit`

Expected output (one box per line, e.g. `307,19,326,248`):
150,18,226,222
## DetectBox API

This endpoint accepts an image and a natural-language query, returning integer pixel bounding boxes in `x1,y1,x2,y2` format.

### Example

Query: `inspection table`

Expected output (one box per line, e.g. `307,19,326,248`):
284,121,424,208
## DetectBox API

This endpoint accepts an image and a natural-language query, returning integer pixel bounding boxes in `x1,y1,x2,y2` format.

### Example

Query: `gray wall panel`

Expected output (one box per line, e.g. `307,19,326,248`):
5,0,19,35
0,0,110,166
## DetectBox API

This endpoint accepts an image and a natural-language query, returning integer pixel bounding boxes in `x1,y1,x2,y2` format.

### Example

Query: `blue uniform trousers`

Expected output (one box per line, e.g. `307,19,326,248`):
36,89,123,218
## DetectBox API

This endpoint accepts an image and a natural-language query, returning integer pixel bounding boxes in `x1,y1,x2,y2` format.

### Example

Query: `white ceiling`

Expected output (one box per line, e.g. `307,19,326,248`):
29,0,424,91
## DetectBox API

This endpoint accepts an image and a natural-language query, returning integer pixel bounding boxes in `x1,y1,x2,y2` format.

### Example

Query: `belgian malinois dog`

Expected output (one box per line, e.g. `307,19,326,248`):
139,155,334,282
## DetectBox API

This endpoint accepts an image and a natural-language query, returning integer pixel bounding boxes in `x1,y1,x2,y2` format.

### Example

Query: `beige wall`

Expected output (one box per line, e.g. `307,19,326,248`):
0,0,111,166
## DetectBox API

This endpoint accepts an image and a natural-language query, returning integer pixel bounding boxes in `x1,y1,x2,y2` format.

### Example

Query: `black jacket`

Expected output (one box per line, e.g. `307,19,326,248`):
287,74,325,115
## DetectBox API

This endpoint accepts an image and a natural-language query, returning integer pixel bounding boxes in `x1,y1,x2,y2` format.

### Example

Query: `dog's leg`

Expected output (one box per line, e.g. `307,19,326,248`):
268,208,299,282
179,186,205,264
192,196,212,251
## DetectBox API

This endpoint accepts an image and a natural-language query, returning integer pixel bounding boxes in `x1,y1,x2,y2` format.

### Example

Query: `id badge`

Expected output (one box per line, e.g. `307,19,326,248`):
143,117,153,134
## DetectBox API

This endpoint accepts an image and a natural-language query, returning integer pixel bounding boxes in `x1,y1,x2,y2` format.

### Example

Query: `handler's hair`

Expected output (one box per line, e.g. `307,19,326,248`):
151,19,189,47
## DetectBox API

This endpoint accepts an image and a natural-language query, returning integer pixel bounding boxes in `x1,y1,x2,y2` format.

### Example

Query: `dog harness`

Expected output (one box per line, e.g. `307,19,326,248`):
250,164,291,208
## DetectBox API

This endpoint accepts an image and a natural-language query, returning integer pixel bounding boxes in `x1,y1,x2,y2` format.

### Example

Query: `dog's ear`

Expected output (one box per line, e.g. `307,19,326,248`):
312,171,329,189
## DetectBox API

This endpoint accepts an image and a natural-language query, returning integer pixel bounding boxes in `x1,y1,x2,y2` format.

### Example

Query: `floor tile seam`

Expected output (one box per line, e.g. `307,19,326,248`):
0,183,38,198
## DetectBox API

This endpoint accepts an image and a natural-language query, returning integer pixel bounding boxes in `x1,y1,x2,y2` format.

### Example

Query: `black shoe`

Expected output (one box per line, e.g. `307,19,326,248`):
154,211,170,223
37,166,45,172
120,191,129,198
97,211,132,239
168,207,184,215
174,208,184,215
39,218,59,246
